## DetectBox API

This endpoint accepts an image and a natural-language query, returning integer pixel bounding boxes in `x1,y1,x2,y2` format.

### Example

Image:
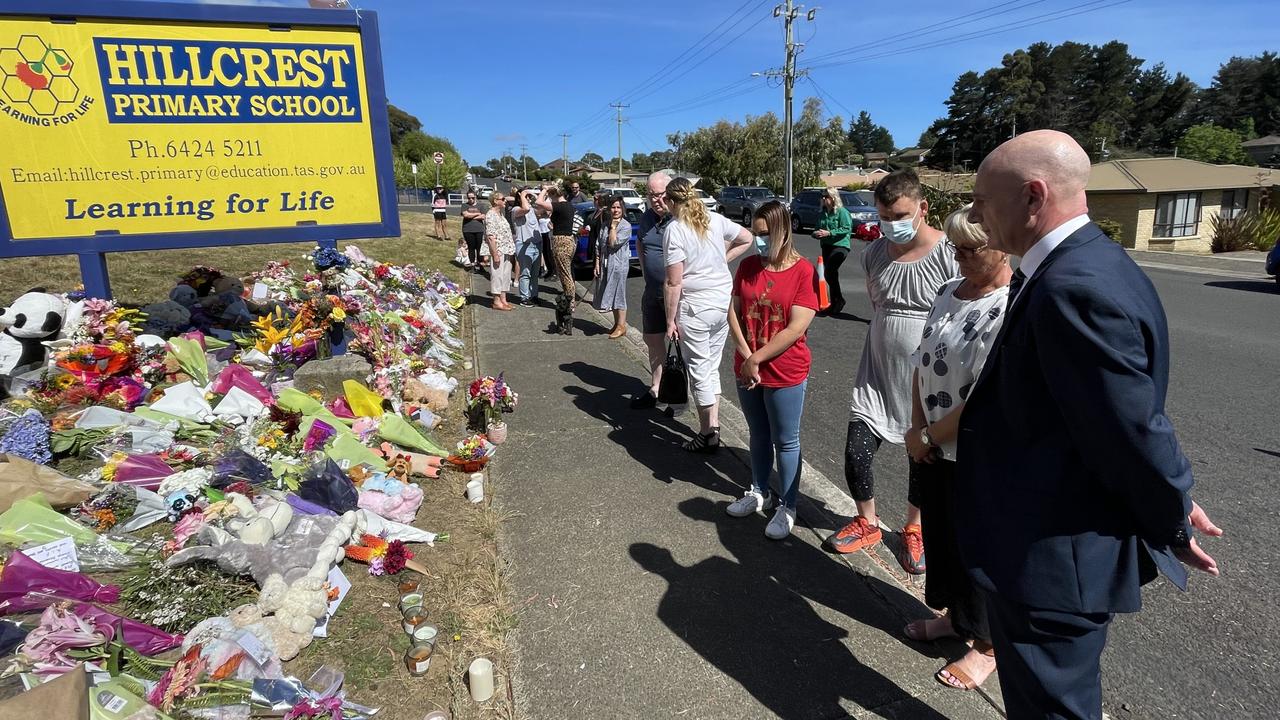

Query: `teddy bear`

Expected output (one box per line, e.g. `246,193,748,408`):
0,290,67,376
140,300,192,337
199,277,253,329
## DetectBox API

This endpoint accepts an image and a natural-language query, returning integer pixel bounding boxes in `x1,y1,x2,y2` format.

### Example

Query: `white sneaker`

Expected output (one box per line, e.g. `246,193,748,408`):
765,506,796,539
726,490,774,518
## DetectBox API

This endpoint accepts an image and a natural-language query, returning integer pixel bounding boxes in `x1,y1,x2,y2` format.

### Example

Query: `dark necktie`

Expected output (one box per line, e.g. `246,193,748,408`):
1006,267,1026,314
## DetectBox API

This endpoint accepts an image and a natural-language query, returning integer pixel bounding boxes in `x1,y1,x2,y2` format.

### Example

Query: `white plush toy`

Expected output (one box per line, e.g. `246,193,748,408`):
167,495,357,661
0,290,67,376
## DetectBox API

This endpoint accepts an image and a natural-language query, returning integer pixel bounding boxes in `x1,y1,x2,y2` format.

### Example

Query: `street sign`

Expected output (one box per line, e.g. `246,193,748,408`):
432,151,445,165
0,0,398,298
411,163,418,174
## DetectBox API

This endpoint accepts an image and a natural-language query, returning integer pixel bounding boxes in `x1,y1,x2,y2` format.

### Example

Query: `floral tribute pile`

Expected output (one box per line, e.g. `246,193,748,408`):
0,245,518,719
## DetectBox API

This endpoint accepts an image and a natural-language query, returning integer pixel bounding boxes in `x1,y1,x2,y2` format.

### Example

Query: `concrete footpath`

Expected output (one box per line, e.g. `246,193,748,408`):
474,274,1007,720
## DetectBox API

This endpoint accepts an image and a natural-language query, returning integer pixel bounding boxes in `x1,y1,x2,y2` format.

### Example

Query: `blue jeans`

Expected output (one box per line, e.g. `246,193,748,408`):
736,381,806,509
516,240,542,301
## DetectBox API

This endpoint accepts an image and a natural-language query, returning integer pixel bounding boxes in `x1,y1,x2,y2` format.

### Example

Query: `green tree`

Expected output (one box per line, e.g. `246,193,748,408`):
1178,124,1251,165
916,130,938,149
386,103,422,146
578,152,604,167
1199,52,1280,137
394,131,466,188
847,111,894,155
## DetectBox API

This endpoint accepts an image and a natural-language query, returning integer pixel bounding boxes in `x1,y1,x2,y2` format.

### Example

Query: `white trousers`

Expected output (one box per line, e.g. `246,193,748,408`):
678,305,729,407
489,254,514,294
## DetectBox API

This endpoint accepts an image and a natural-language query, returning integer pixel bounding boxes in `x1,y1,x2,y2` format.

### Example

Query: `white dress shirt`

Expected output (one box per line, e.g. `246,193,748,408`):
1018,214,1091,279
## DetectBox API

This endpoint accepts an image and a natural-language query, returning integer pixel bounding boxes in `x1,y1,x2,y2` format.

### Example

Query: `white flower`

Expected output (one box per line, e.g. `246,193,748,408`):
157,467,213,496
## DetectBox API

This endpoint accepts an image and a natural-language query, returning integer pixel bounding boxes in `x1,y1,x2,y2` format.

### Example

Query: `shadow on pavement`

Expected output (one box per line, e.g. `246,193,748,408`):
560,360,747,494
626,496,951,719
1203,279,1278,295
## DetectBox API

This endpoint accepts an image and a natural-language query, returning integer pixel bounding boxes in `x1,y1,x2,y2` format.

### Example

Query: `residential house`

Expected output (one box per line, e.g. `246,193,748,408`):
540,159,602,175
1086,157,1277,253
1241,135,1280,166
820,167,889,189
896,147,932,165
863,152,890,167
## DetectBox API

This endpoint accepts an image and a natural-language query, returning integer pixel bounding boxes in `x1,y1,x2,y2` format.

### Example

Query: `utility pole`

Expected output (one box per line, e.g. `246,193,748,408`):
775,2,816,203
519,143,528,183
611,102,628,188
560,133,570,179
1095,137,1109,163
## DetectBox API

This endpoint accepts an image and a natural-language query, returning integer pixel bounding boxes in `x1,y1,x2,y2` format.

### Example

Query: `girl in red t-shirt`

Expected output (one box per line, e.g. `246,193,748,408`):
725,200,819,539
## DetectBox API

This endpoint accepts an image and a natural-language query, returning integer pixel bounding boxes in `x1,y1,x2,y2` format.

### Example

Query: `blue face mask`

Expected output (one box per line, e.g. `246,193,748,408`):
753,235,770,256
880,208,920,245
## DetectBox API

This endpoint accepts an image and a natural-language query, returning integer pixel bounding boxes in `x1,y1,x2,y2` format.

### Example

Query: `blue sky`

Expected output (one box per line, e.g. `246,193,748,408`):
151,0,1276,166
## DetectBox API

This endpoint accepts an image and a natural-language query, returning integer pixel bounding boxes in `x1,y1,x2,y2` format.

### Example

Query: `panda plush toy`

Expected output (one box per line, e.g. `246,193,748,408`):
0,290,67,376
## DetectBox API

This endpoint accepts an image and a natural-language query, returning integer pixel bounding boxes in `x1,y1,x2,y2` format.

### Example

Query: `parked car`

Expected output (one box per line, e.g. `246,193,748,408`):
789,188,879,234
603,187,646,212
717,186,783,225
472,185,494,199
571,202,642,277
1267,242,1279,287
693,188,717,212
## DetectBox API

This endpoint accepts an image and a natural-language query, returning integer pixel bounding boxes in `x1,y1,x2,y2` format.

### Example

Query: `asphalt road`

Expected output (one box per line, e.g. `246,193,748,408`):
619,230,1279,720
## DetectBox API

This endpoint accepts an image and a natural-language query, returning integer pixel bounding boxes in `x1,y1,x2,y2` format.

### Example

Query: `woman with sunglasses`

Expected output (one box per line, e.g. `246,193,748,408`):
901,204,1011,692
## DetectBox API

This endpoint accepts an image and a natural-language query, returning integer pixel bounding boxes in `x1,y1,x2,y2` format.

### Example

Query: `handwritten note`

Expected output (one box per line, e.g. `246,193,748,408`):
24,537,79,572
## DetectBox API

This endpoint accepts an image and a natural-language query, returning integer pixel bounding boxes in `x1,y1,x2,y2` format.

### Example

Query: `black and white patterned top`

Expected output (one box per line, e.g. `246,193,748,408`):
912,277,1010,460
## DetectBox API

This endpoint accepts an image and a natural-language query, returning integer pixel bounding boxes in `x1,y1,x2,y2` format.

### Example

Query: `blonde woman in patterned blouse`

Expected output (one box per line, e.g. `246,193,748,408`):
485,193,516,311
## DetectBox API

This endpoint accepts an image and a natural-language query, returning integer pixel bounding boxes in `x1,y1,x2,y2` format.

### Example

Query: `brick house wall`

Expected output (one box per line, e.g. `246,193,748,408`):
1088,188,1265,254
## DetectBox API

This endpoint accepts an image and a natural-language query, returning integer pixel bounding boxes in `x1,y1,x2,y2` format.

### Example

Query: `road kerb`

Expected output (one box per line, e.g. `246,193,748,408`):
574,280,1008,715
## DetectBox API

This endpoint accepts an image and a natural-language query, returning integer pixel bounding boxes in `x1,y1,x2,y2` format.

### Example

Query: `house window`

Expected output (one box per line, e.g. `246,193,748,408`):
1153,192,1201,237
1221,189,1249,220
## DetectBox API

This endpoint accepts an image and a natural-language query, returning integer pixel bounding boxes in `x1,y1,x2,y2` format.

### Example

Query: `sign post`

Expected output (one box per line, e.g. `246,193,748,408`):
0,0,399,298
433,151,444,187
411,162,418,196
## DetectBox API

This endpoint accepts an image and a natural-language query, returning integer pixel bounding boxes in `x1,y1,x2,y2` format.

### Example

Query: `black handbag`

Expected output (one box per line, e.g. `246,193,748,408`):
657,340,688,405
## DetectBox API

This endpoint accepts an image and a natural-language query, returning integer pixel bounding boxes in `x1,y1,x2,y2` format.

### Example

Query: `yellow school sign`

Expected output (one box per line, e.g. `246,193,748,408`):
0,1,397,258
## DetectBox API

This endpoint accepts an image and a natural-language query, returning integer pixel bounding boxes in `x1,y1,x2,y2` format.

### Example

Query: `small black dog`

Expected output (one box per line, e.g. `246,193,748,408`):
554,294,573,335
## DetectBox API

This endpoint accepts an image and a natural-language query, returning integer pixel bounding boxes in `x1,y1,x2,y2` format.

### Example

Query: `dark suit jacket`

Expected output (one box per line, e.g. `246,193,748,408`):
955,222,1194,615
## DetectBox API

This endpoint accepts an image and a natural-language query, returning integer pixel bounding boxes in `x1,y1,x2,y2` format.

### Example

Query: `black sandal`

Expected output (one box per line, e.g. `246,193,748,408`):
683,428,720,453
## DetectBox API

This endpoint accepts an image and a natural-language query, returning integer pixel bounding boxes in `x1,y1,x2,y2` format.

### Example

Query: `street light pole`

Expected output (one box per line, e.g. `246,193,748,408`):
776,2,815,203
520,143,528,183
611,102,628,188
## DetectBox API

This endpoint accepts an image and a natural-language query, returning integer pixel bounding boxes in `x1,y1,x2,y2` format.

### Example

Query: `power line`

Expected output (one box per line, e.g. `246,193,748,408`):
629,76,758,119
627,11,772,107
808,0,1132,71
629,80,772,120
805,0,1049,65
805,75,856,122
620,0,769,104
560,1,766,141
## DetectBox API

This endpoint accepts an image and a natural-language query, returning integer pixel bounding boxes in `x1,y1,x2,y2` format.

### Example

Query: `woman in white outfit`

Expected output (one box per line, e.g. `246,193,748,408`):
662,177,753,453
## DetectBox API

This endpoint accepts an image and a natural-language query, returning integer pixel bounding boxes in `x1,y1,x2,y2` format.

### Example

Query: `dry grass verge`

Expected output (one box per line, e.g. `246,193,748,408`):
3,211,520,718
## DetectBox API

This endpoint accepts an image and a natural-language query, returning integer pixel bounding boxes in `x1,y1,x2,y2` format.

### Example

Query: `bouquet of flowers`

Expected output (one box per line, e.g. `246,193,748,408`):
467,374,517,424
854,221,882,242
311,246,350,271
447,433,494,471
343,533,416,576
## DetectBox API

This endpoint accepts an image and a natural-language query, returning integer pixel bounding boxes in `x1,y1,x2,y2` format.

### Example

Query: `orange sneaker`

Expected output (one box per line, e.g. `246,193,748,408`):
897,523,927,575
826,516,882,554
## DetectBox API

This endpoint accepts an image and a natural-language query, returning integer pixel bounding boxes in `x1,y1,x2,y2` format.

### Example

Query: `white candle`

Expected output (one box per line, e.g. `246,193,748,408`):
468,657,494,702
466,478,484,503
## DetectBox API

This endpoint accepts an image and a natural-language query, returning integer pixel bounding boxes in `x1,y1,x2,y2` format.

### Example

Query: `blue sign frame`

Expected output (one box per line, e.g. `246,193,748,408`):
0,0,400,298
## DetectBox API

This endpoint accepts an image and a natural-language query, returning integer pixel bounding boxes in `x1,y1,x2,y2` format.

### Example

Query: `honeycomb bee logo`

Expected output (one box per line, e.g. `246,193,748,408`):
1,34,79,117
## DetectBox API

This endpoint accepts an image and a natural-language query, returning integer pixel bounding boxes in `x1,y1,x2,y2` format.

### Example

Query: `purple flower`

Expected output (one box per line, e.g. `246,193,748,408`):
0,409,52,464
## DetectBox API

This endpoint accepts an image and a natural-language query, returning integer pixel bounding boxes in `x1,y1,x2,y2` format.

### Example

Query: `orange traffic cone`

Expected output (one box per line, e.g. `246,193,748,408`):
816,255,832,311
